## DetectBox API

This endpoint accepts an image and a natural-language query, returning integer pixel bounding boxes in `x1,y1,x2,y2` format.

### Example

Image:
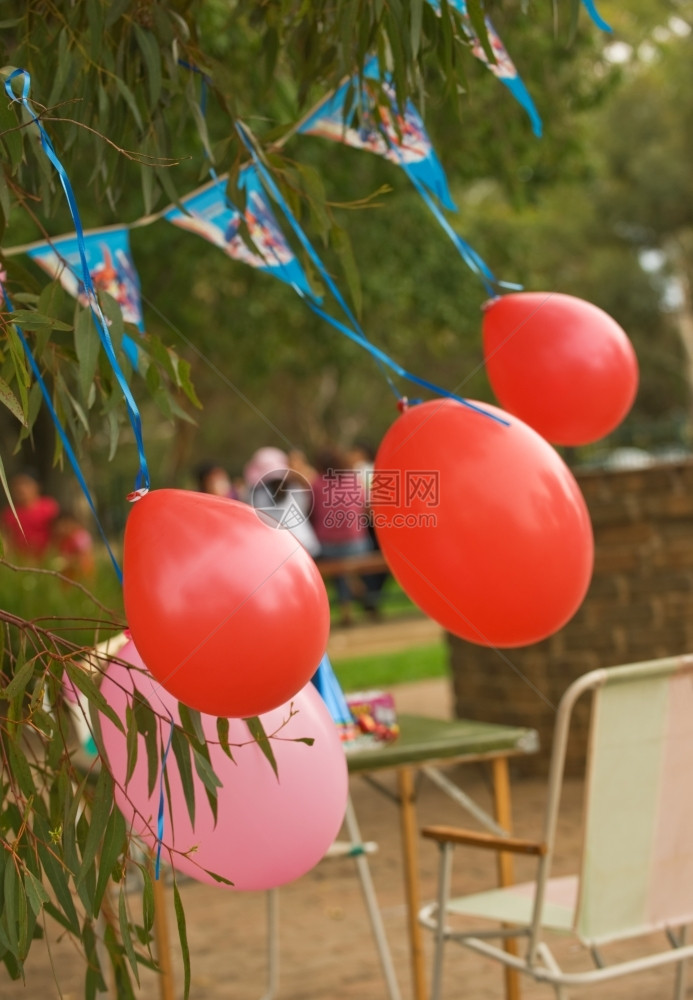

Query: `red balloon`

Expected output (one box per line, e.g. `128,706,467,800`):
123,490,330,717
483,292,639,446
372,399,593,647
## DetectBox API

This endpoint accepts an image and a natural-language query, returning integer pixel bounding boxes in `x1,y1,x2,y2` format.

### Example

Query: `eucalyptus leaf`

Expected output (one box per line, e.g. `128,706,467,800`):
173,879,191,1000
134,24,163,107
47,27,73,107
141,865,155,935
216,717,234,761
0,374,26,426
170,726,196,827
113,76,144,131
244,716,278,778
125,703,138,784
33,824,80,937
331,225,363,319
3,862,18,957
64,662,124,734
23,869,49,918
8,310,71,331
78,766,115,888
118,886,140,982
74,306,101,404
178,703,205,747
3,658,35,699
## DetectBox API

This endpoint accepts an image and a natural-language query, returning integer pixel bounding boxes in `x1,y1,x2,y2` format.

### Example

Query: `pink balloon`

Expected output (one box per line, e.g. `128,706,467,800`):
100,640,348,891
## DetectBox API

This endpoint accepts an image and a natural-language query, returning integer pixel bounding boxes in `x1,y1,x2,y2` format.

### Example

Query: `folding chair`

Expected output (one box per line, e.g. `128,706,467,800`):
419,655,693,1000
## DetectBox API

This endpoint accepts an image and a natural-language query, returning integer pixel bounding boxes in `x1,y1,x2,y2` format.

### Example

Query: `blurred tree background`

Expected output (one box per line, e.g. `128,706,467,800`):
126,0,693,488
2,0,692,521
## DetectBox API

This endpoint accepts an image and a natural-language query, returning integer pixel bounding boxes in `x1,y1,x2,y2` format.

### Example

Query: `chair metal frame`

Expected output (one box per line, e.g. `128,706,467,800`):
419,656,693,1000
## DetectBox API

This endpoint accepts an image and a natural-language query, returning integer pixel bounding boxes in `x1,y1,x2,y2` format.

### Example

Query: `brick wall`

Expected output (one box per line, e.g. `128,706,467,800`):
448,459,693,774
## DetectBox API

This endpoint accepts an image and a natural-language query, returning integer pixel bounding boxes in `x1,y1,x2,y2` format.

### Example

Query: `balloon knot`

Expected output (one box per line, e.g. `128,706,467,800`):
397,397,409,413
127,487,149,503
481,296,502,312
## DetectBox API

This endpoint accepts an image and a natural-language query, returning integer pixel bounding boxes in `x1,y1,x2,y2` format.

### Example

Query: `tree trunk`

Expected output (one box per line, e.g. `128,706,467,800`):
664,232,693,431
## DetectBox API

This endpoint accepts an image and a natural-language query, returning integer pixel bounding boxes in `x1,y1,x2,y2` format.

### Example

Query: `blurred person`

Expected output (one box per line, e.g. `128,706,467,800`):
52,510,95,580
288,448,318,486
311,447,380,625
1,469,59,557
244,446,321,557
195,461,244,501
346,440,376,499
347,440,390,605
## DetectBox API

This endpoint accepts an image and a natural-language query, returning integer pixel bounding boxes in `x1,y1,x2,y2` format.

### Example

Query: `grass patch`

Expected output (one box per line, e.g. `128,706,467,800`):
0,556,124,652
332,640,448,692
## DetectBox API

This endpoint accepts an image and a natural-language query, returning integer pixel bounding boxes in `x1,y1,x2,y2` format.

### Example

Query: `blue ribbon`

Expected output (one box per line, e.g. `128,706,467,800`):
304,298,507,421
187,67,396,398
150,685,175,881
581,0,612,32
236,123,507,424
236,126,403,393
5,69,150,494
378,125,521,297
400,168,523,296
406,168,496,298
1,284,123,581
499,75,543,139
362,65,521,290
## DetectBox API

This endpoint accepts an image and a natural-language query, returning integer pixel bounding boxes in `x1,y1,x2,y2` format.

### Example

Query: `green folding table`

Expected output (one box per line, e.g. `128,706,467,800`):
146,713,539,1000
345,713,540,1000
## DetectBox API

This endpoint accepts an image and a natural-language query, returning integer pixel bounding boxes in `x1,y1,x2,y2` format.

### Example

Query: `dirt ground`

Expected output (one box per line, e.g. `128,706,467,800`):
5,676,692,1000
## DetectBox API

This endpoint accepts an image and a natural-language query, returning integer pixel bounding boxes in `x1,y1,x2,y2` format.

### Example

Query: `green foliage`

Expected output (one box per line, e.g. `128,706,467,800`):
0,616,156,990
0,557,294,993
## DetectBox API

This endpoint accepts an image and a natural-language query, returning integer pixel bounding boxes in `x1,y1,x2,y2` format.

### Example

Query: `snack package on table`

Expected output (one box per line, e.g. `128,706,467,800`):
344,689,400,748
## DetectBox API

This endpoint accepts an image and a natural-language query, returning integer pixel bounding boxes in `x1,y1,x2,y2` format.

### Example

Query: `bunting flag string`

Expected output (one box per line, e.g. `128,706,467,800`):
298,55,514,294
163,167,318,299
5,32,541,305
3,37,544,421
26,227,144,368
298,55,457,210
4,68,150,497
237,121,508,425
426,0,543,138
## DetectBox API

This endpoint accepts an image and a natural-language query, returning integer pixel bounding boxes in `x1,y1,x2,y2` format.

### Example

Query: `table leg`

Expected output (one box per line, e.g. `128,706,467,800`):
491,757,521,1000
151,868,175,1000
260,889,280,1000
397,766,428,1000
344,796,402,1000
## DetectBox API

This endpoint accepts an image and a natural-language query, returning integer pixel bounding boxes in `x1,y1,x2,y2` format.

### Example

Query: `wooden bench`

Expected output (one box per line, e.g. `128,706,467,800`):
317,550,389,581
